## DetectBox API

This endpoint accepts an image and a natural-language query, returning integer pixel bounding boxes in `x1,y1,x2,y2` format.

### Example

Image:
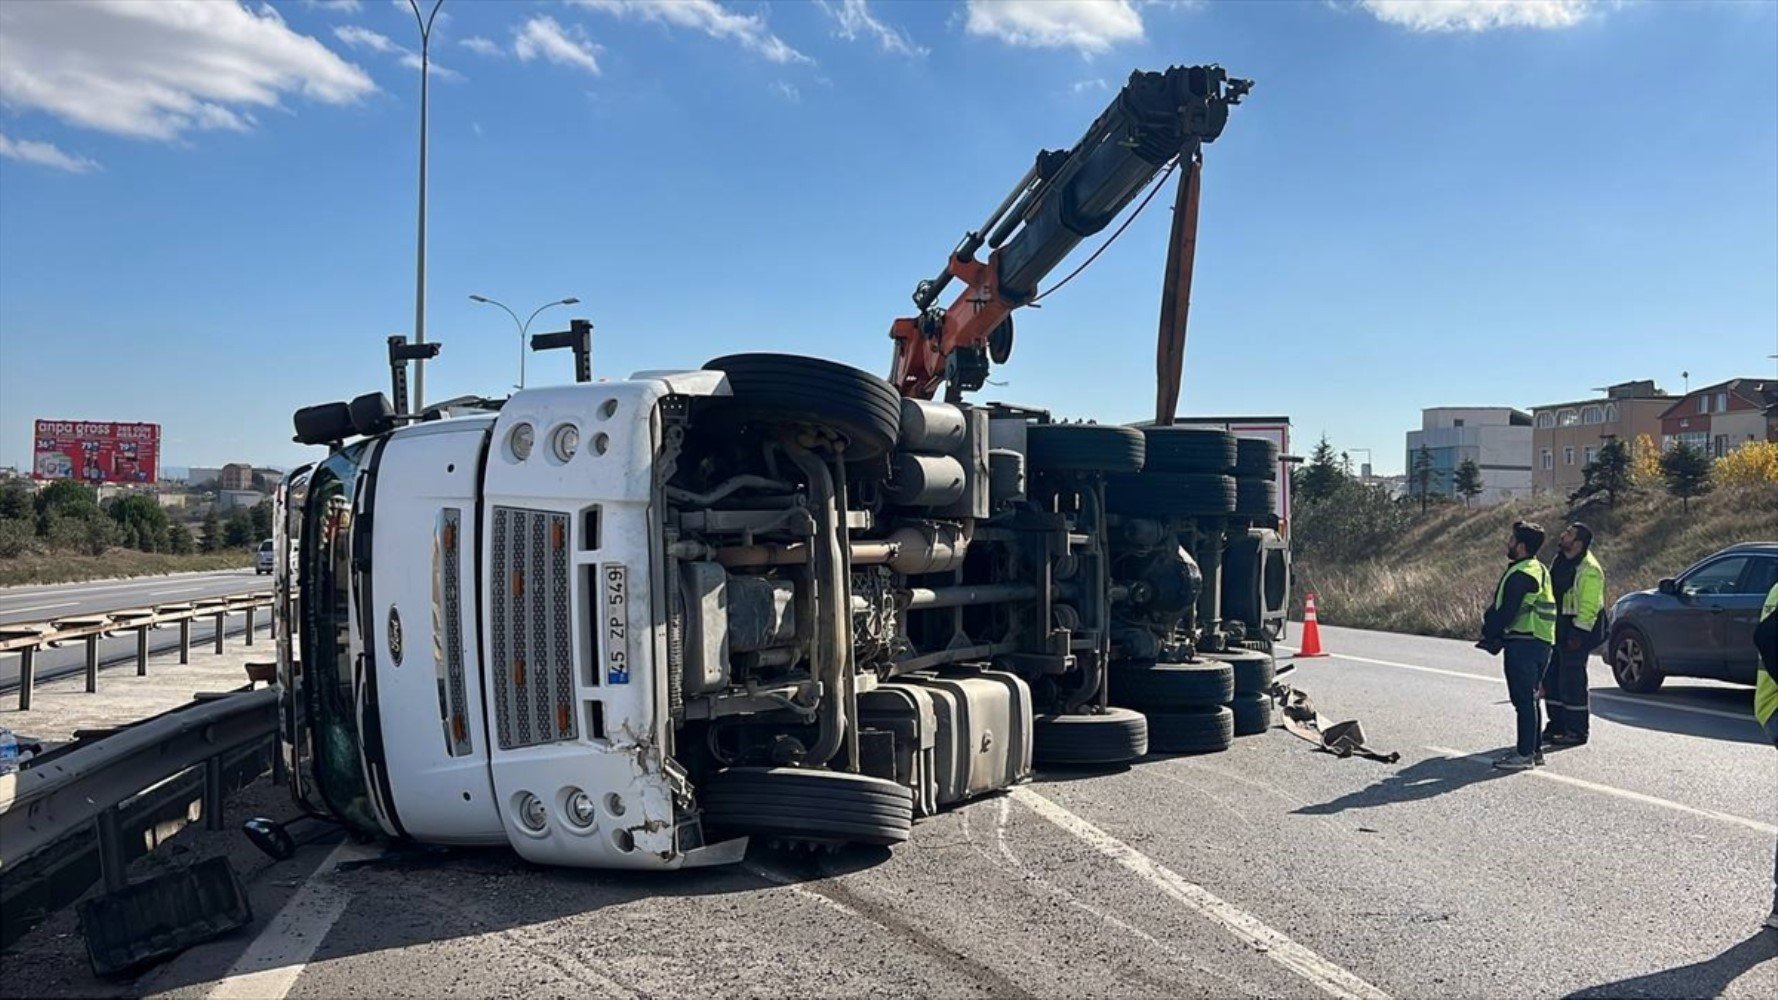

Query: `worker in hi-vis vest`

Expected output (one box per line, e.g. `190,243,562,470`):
1544,522,1605,747
1477,520,1556,771
1753,582,1778,931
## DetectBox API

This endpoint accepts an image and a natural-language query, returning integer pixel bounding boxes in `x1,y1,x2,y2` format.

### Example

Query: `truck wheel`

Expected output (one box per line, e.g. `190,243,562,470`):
1609,627,1665,694
700,767,913,847
1233,438,1279,479
1106,473,1237,517
1026,424,1145,474
703,354,902,461
1140,427,1236,474
1145,706,1234,754
1108,659,1234,710
1233,477,1278,519
1202,648,1275,695
1033,707,1148,766
1230,692,1273,736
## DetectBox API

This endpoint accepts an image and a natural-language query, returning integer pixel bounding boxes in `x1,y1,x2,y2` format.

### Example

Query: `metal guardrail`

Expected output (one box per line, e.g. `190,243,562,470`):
0,590,272,710
0,687,278,883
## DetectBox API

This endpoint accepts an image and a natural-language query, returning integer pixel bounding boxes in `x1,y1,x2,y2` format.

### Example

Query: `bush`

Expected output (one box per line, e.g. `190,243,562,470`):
0,518,34,558
223,511,255,548
168,523,196,555
1293,479,1414,566
1714,440,1778,487
44,512,119,556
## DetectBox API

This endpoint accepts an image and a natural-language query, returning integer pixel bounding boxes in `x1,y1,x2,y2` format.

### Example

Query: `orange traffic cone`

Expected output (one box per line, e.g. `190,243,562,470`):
1296,593,1329,658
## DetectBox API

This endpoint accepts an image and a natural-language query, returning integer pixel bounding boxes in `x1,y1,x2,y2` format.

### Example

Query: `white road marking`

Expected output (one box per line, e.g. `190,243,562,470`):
1425,745,1777,836
150,586,206,596
1282,646,1757,727
2,601,77,615
1011,787,1391,1000
208,841,379,1000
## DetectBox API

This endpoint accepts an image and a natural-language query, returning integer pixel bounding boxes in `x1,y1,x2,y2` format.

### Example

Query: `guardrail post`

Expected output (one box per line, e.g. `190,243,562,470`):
180,619,191,664
85,635,99,693
95,807,128,893
136,626,150,676
213,612,226,655
245,606,256,646
17,647,36,711
204,757,226,831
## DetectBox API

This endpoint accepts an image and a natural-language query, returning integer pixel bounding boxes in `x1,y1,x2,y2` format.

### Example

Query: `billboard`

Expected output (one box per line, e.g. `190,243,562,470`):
32,420,161,484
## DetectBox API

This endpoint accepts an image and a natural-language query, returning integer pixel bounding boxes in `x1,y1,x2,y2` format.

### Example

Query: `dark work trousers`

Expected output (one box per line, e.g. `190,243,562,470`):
1765,713,1778,913
1544,632,1592,740
1503,638,1552,758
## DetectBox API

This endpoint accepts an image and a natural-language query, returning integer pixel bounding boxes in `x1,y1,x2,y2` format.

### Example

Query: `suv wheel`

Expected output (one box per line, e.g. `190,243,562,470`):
1610,627,1664,694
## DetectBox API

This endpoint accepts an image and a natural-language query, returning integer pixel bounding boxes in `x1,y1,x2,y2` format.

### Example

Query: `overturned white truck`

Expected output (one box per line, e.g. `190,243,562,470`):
272,66,1286,870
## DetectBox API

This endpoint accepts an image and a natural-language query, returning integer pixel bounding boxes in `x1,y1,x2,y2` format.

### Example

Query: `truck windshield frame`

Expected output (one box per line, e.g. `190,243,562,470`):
297,441,383,835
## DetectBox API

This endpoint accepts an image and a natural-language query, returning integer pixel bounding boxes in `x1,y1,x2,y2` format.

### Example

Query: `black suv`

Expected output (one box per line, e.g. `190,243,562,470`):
1606,542,1778,693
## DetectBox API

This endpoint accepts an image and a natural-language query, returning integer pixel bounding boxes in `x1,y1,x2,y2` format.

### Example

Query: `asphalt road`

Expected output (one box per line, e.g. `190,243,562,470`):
0,569,270,691
9,623,1776,999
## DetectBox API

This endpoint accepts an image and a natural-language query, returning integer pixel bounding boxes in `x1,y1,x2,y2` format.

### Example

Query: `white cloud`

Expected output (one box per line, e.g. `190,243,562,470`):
333,24,402,54
305,0,364,12
514,16,601,74
572,0,812,65
0,0,374,142
0,132,100,173
1356,0,1596,32
1071,78,1108,93
816,0,925,57
771,80,801,103
460,36,503,57
964,0,1145,55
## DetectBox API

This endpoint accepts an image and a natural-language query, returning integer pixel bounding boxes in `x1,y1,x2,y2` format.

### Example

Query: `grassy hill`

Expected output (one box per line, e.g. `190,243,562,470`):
1293,485,1778,640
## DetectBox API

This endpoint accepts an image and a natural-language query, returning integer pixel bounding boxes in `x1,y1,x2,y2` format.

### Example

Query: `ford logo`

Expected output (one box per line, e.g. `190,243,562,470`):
388,606,404,666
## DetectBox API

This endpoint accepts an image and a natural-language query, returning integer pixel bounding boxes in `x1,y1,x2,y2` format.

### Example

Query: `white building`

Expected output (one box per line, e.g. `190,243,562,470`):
1404,407,1533,506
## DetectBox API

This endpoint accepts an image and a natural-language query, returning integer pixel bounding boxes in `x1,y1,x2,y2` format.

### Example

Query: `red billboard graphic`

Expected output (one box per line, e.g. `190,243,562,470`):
32,420,161,484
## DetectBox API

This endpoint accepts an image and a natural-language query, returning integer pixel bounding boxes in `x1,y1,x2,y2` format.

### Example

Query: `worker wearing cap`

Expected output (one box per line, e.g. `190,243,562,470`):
1543,522,1605,747
1754,581,1778,931
1478,520,1557,771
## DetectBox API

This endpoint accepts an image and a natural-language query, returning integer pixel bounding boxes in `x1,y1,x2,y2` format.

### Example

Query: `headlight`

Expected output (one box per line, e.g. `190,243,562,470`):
509,422,535,461
516,791,547,832
564,788,596,828
550,424,579,463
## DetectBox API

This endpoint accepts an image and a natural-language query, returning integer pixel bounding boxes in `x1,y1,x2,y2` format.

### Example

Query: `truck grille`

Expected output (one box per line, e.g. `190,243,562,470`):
489,506,579,750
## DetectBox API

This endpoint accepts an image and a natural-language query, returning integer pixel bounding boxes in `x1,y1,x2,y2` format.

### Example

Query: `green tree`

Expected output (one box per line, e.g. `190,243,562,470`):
1454,458,1484,507
1659,441,1714,511
1569,438,1633,509
108,493,170,552
200,510,222,553
223,511,255,548
1411,444,1436,513
0,518,33,558
1292,478,1414,565
168,522,196,555
1297,435,1348,506
34,480,99,532
249,499,274,541
0,480,33,522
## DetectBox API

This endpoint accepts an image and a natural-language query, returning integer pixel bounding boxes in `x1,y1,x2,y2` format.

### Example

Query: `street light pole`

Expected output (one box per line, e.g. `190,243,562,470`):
408,0,444,413
469,295,581,389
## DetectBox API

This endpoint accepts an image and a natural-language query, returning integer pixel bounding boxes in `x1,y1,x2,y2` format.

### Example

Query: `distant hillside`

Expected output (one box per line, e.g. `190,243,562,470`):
1294,485,1778,640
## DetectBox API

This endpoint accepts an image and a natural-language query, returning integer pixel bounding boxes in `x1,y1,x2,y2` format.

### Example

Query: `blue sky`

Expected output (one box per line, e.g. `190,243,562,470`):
1,0,1774,475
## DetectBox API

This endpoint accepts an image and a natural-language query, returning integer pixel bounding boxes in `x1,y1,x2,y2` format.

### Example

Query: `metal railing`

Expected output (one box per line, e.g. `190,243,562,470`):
0,591,273,711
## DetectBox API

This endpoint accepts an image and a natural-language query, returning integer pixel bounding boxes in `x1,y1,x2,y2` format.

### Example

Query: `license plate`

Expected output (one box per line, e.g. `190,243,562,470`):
602,563,629,684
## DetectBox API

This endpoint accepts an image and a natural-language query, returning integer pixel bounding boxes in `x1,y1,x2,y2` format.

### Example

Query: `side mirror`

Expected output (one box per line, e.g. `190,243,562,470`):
1657,578,1678,596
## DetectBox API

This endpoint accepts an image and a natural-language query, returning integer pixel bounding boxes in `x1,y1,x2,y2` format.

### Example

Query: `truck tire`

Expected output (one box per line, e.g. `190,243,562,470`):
1106,473,1237,517
1233,477,1278,519
1033,707,1148,766
1108,659,1234,710
1230,692,1273,736
1234,438,1279,479
1145,707,1234,754
1202,648,1275,695
700,767,913,846
702,354,902,461
1026,424,1146,475
1140,427,1236,474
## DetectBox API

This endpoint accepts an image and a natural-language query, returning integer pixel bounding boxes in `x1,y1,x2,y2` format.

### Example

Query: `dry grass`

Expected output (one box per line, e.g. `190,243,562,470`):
0,549,253,588
1295,485,1778,639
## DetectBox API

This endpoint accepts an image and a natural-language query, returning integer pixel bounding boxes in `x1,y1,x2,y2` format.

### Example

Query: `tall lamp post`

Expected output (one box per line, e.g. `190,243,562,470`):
469,295,581,389
408,0,444,413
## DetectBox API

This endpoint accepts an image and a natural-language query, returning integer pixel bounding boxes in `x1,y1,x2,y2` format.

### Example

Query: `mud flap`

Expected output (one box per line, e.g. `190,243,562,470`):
1273,683,1399,764
79,856,252,978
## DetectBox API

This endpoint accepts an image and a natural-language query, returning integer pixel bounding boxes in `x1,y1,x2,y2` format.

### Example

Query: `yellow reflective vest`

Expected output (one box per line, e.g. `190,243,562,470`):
1560,550,1606,632
1495,557,1556,645
1756,583,1778,728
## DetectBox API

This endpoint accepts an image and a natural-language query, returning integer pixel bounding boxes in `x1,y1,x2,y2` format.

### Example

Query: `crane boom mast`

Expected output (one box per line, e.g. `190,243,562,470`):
890,65,1249,400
